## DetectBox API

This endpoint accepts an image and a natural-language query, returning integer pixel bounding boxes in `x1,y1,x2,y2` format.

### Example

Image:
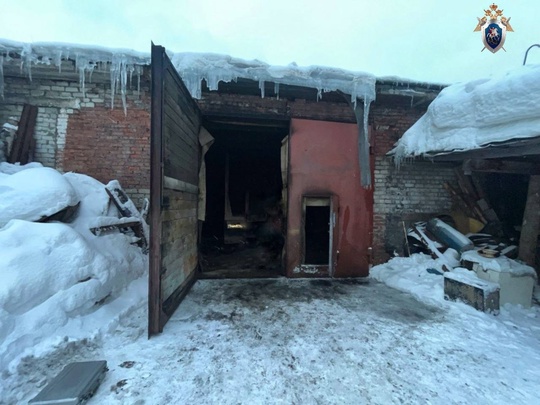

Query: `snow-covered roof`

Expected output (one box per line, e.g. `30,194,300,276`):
0,39,378,106
392,63,540,162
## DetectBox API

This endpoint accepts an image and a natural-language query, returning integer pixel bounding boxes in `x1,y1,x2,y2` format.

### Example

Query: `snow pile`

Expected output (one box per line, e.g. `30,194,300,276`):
0,164,147,374
0,166,79,226
392,63,540,161
370,254,449,305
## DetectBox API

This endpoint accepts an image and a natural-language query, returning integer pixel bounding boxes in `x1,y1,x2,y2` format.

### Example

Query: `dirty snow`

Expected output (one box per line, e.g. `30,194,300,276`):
2,253,540,404
1,164,540,404
393,63,540,161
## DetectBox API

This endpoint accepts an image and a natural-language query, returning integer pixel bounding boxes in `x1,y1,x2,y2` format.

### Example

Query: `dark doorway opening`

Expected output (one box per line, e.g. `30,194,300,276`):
483,172,529,239
303,198,331,265
200,120,288,278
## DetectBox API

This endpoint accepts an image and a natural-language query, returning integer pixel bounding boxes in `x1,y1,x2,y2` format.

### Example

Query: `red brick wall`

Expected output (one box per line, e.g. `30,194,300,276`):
64,102,151,201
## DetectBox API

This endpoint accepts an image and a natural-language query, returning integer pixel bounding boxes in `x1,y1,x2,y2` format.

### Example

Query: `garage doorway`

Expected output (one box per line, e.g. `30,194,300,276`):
200,120,289,278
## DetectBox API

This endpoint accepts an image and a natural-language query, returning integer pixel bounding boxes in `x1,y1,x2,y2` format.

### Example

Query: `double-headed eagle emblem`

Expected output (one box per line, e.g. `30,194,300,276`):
474,3,514,53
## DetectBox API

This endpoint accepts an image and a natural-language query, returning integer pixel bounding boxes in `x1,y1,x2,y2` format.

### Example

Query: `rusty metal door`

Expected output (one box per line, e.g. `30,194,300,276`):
149,44,201,336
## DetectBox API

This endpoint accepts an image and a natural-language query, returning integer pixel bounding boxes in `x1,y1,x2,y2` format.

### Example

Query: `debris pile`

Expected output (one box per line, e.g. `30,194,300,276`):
405,215,536,312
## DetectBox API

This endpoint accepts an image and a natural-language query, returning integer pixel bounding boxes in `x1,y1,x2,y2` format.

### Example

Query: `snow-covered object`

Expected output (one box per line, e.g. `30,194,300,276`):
392,63,540,162
0,167,79,226
0,161,42,174
0,169,147,373
444,268,500,294
462,250,537,277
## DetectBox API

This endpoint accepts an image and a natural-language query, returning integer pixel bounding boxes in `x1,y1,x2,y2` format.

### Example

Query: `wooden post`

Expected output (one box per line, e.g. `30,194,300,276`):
518,175,540,266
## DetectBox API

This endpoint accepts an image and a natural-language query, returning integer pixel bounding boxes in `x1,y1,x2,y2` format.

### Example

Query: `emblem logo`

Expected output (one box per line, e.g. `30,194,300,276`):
474,3,514,53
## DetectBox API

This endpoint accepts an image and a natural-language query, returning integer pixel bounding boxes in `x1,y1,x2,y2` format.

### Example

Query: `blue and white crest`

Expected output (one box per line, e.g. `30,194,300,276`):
482,20,506,53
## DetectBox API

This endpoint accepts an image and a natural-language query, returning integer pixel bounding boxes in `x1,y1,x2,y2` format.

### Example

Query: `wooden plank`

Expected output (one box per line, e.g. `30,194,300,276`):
518,175,540,266
149,43,165,336
19,105,38,165
468,159,540,175
8,105,30,163
432,138,540,161
163,176,198,194
90,220,141,235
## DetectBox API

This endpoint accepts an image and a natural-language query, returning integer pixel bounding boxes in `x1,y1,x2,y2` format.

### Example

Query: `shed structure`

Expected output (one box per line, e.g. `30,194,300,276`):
0,40,454,334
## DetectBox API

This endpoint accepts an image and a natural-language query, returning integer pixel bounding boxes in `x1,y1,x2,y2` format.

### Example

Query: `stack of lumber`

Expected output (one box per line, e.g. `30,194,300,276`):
8,104,38,164
444,168,499,226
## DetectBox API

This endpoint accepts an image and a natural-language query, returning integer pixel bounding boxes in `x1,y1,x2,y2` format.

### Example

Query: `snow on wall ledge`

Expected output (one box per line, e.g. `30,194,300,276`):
0,39,376,110
392,63,540,163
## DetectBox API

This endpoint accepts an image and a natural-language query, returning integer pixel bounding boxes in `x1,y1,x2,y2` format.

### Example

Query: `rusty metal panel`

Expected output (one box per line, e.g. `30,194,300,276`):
286,119,373,278
149,44,201,336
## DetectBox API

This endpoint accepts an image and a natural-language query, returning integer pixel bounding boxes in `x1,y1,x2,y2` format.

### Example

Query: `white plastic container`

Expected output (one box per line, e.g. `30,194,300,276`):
461,251,537,308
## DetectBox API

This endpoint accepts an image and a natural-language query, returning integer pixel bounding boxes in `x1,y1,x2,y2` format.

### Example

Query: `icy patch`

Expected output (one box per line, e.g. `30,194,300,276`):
392,63,540,162
0,167,79,227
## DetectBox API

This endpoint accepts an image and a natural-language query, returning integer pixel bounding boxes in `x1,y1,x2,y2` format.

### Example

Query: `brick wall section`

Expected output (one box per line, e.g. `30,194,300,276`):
370,105,458,263
64,103,151,208
1,60,152,207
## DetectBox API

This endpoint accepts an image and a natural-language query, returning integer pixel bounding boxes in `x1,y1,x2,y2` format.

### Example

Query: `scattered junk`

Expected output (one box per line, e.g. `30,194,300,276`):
89,180,150,253
406,216,537,311
462,251,537,308
444,269,500,314
28,360,108,405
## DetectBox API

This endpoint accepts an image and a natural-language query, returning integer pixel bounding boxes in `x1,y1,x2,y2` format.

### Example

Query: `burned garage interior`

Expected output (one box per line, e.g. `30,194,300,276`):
200,118,288,279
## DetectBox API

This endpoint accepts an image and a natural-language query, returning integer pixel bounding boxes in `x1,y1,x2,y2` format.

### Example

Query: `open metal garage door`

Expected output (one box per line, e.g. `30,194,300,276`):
149,44,201,336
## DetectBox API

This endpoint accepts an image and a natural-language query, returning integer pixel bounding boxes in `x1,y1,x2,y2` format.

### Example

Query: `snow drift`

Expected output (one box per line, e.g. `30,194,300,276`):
392,63,540,161
0,164,147,374
0,166,79,226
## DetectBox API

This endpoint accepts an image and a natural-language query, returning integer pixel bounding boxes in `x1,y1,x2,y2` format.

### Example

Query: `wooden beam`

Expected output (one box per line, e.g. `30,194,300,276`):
518,175,540,266
465,159,540,175
431,138,540,161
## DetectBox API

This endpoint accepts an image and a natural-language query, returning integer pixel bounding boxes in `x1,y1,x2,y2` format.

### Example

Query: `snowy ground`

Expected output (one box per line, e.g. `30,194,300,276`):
4,262,540,405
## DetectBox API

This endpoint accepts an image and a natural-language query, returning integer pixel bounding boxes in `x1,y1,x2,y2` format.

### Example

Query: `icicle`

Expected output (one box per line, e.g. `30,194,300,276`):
120,60,128,115
134,65,141,98
317,88,322,101
410,95,414,108
129,67,133,90
79,66,86,98
274,82,279,100
110,64,117,110
0,56,4,100
55,51,62,73
259,79,265,98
